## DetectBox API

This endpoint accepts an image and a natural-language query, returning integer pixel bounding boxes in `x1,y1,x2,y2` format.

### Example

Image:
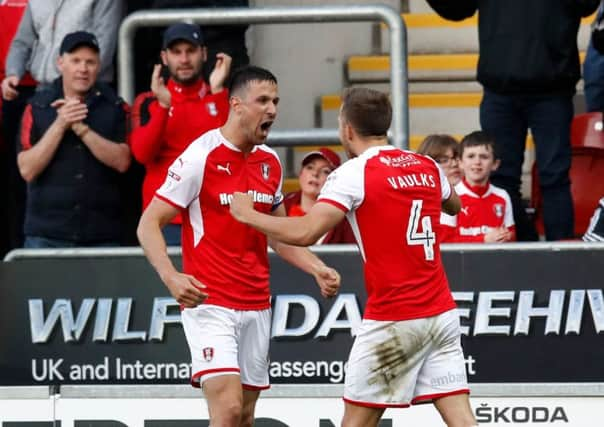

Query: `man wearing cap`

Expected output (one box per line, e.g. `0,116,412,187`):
284,147,356,244
17,31,131,248
130,22,231,245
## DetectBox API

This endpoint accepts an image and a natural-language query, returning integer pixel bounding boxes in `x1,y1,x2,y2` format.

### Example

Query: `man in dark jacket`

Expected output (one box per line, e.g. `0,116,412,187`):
426,0,600,241
17,31,131,248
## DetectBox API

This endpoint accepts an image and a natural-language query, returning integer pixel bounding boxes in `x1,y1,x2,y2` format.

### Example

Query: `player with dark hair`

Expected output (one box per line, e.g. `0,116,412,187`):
137,65,341,426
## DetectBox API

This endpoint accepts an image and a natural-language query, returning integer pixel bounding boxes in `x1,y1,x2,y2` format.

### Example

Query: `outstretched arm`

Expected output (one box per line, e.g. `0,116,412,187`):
231,192,346,246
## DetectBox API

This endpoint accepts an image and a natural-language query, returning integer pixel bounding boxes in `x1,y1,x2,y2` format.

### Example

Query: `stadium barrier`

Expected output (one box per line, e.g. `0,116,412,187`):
118,5,410,150
1,243,603,425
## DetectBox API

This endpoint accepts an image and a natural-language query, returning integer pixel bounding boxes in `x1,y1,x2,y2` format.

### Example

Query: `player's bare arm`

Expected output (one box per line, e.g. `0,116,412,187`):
442,187,462,216
137,197,208,307
230,191,345,245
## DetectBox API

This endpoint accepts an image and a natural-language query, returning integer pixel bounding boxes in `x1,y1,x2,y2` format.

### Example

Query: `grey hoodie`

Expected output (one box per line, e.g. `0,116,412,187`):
5,0,121,84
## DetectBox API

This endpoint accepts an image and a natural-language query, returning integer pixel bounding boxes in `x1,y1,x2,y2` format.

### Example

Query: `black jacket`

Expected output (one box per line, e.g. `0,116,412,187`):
22,78,128,243
426,0,600,95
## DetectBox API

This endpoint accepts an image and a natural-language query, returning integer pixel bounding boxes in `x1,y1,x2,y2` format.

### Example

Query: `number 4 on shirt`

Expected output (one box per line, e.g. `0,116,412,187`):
407,199,435,261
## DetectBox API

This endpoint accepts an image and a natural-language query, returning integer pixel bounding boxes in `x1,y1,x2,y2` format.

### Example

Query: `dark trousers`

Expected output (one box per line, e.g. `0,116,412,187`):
480,89,575,241
1,85,36,256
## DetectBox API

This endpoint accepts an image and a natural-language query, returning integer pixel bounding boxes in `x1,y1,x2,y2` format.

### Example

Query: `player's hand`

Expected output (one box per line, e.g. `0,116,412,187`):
313,265,341,298
52,97,88,130
151,64,171,108
162,271,208,308
1,75,19,100
230,191,254,224
209,53,232,94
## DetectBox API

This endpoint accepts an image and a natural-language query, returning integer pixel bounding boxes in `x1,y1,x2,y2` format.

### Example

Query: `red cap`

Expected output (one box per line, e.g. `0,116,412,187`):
301,148,341,170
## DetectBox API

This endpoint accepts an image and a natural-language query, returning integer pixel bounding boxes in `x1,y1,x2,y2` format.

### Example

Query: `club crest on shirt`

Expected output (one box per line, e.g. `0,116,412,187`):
202,347,214,362
207,102,218,117
261,163,270,181
493,203,504,218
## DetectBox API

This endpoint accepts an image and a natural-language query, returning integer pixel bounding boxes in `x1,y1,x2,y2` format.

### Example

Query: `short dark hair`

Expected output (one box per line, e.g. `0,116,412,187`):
460,130,498,158
228,65,277,97
417,134,459,159
340,87,391,138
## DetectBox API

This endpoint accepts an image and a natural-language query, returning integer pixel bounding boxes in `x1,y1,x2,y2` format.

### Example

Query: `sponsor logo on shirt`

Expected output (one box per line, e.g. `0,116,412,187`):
219,190,275,206
461,207,469,216
217,163,231,175
460,225,494,236
379,153,421,168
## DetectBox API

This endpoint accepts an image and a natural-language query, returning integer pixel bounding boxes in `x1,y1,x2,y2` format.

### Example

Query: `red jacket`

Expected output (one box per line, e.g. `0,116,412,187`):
130,79,228,223
283,190,357,244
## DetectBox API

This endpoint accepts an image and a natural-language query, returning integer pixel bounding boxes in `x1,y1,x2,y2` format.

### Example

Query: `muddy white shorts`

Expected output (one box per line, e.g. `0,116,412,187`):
181,304,271,390
344,308,469,408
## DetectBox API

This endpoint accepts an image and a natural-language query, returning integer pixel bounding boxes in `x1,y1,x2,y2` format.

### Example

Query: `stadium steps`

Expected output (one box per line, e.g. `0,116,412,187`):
315,93,536,198
378,12,595,55
345,52,587,86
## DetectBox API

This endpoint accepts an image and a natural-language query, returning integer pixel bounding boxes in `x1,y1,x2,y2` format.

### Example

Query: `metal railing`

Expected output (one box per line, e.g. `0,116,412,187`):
118,5,409,149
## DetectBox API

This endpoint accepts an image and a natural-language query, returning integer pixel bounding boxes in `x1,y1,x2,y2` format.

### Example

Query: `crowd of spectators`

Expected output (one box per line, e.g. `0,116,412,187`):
1,1,603,256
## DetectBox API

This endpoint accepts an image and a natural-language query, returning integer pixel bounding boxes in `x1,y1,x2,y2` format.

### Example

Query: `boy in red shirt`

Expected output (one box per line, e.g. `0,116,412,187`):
442,131,515,243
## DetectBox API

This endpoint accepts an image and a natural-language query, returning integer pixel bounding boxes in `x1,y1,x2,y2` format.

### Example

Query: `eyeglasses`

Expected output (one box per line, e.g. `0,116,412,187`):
435,155,459,165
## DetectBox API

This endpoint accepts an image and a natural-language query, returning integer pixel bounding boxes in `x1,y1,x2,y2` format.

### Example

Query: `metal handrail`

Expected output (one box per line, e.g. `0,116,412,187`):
118,5,409,149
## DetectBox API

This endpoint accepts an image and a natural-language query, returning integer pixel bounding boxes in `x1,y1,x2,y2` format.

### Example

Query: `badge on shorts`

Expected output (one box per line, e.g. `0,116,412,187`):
202,347,214,362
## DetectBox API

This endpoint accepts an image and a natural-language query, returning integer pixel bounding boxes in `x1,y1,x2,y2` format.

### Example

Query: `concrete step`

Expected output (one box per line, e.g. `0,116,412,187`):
318,92,482,135
381,12,596,55
347,52,587,84
347,53,479,82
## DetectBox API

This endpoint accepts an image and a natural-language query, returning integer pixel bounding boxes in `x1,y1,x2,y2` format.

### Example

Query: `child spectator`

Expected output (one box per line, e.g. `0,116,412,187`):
417,134,461,243
443,131,515,243
284,148,355,244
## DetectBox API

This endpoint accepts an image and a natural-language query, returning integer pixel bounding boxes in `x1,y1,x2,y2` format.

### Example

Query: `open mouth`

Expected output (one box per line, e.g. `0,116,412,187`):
260,121,273,132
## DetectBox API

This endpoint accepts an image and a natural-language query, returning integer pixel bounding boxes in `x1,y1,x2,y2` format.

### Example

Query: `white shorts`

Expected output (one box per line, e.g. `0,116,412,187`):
181,304,271,390
344,308,469,408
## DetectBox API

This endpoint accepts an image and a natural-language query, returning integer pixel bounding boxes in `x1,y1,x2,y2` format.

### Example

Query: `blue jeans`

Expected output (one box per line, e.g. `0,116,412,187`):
480,89,575,241
24,236,119,248
584,6,604,112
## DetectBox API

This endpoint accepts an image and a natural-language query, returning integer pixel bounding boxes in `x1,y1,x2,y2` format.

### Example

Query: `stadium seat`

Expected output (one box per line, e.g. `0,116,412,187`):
570,112,604,149
531,146,604,237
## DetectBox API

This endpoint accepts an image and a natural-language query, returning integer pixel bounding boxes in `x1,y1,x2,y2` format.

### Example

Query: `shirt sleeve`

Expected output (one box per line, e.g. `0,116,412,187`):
317,160,364,213
155,140,207,209
502,190,515,228
129,94,169,164
435,162,452,201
